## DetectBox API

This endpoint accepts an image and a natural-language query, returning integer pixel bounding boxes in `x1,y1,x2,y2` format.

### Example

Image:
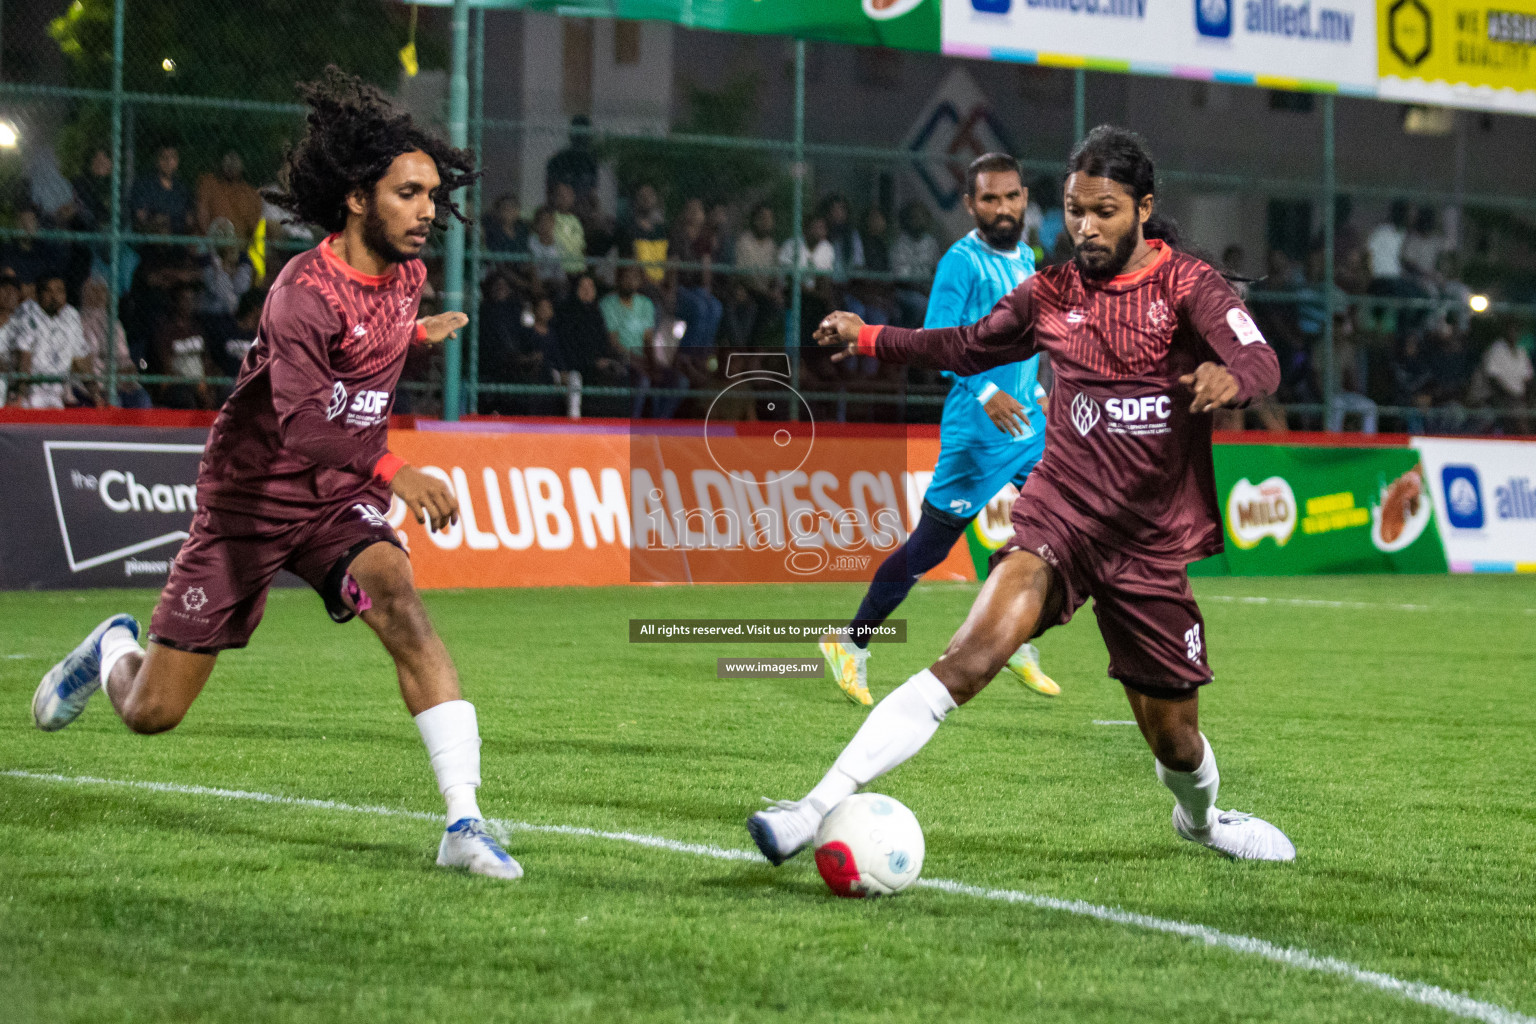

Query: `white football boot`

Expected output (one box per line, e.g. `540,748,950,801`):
437,818,524,880
1172,805,1296,862
33,614,139,732
747,798,826,866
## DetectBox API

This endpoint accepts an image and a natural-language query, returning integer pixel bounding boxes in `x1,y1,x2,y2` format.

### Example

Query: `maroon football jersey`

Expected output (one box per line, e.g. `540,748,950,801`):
866,241,1280,564
197,236,426,519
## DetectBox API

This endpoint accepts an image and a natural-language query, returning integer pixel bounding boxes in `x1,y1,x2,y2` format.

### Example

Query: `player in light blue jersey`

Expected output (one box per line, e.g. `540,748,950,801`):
821,154,1059,705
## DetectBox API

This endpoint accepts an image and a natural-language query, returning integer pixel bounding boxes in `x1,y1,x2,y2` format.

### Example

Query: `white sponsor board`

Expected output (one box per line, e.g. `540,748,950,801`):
1413,437,1536,573
942,0,1379,92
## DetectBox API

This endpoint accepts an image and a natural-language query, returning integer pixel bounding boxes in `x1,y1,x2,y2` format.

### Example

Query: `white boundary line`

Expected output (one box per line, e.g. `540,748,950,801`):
2,769,1530,1024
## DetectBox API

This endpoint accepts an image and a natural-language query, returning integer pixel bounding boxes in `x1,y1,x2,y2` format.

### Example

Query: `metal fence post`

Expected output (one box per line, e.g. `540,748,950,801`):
1073,68,1086,143
467,5,485,418
1322,93,1337,430
106,0,126,407
442,0,470,421
788,38,806,411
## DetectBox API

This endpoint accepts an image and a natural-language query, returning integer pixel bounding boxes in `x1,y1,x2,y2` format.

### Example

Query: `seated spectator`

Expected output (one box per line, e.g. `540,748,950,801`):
708,201,735,266
553,273,641,418
849,206,897,332
670,198,723,354
6,273,91,409
197,150,263,243
778,214,835,280
1,206,70,300
577,190,616,266
527,206,568,295
545,115,599,207
152,283,213,409
600,264,656,361
1366,199,1409,287
891,201,939,326
549,181,587,275
726,203,783,347
483,193,529,255
131,143,195,235
821,194,864,278
618,182,668,289
26,143,78,228
0,271,24,404
78,275,151,408
200,220,255,327
210,288,263,384
1481,322,1533,432
1400,205,1446,284
478,274,550,414
1325,308,1378,434
71,147,115,232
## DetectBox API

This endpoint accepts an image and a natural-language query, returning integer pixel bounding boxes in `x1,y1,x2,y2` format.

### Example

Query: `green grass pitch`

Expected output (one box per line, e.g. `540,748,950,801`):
3,576,1534,1023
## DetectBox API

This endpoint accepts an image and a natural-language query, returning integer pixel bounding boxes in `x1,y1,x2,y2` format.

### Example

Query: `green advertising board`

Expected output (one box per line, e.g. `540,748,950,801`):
436,0,940,52
965,443,1449,580
1195,444,1448,576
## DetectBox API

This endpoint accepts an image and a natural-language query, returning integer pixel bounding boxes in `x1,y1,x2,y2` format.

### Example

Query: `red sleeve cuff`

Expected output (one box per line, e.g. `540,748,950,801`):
373,452,407,484
414,321,429,343
856,324,883,357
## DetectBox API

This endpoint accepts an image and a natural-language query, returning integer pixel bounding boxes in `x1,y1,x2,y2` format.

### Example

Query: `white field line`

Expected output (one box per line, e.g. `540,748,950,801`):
2,770,1530,1024
1093,720,1139,726
1201,594,1536,615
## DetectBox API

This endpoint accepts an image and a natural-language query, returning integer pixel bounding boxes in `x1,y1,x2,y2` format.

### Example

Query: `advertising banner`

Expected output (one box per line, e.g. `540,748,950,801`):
0,424,207,590
1376,0,1536,114
942,0,1380,93
1413,436,1536,572
1204,442,1447,574
386,426,976,590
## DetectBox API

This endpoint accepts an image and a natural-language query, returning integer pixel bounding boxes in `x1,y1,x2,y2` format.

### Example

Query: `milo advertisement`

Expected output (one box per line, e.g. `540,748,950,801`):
1199,444,1448,575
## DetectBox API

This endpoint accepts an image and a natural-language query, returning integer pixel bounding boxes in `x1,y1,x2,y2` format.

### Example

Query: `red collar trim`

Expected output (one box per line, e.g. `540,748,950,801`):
1110,238,1169,286
322,234,397,287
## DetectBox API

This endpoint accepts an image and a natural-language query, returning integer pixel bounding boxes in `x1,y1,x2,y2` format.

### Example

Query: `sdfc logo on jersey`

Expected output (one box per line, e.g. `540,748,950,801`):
1070,393,1100,436
344,389,392,429
326,381,348,421
1104,395,1173,437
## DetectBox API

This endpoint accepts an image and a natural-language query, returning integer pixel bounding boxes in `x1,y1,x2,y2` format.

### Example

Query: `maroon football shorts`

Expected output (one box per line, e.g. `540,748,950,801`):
148,498,401,654
993,494,1212,697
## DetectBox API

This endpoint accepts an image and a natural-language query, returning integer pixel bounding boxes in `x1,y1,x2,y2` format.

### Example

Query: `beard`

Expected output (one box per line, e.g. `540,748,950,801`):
1073,229,1138,281
978,212,1023,250
361,201,418,265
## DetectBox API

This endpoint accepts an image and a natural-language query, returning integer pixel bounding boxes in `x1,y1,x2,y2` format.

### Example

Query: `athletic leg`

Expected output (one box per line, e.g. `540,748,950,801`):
105,640,218,735
821,509,969,706
341,541,521,880
752,550,1061,864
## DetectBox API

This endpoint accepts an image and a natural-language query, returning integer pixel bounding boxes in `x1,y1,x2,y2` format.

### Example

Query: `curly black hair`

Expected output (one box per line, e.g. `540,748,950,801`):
265,65,479,234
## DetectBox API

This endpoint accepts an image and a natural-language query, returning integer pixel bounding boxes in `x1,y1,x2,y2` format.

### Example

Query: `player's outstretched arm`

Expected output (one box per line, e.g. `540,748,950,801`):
815,280,1040,376
416,312,469,345
387,462,460,533
1179,266,1281,411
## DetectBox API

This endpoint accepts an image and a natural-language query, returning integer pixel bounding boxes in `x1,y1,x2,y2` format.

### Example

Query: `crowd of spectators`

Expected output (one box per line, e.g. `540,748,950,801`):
1243,195,1534,435
1,122,1531,434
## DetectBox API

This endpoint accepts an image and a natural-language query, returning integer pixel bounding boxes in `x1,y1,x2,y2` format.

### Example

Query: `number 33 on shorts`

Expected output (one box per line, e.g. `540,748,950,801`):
1184,623,1203,663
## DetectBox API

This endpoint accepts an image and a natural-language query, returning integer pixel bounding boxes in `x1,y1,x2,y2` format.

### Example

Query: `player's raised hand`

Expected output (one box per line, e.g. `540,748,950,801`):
1180,362,1239,414
417,311,470,344
983,390,1032,437
813,311,866,363
390,465,460,533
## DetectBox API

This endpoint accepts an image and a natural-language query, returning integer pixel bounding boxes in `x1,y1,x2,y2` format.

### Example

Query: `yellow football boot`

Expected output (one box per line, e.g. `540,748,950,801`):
818,632,871,706
1003,642,1060,697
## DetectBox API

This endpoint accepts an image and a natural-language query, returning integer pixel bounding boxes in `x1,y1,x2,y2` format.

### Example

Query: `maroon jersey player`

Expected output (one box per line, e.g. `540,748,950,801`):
749,126,1296,867
33,68,522,880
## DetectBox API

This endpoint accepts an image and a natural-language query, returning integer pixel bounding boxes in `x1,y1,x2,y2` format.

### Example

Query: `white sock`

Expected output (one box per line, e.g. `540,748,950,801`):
98,625,143,697
414,699,484,825
1156,733,1219,830
805,669,957,813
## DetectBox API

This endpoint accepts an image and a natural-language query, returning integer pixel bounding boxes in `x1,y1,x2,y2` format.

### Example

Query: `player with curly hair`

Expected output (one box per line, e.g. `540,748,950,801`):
32,67,524,880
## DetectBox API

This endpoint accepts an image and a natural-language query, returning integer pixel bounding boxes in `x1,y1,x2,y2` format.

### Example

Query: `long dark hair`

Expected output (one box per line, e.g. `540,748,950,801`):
1068,125,1156,203
266,65,479,234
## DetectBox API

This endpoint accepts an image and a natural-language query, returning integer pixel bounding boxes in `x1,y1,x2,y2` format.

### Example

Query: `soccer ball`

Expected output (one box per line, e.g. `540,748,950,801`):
813,793,924,897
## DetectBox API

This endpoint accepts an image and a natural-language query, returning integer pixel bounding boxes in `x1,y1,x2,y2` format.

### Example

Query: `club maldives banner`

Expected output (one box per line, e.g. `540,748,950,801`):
8,420,1536,590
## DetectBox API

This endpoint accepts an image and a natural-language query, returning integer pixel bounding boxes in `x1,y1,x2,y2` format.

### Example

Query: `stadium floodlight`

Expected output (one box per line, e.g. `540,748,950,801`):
1469,294,1490,314
0,120,19,149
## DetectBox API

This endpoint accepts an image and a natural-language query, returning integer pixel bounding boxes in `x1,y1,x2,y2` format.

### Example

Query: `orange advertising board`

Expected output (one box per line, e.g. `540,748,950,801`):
384,425,976,590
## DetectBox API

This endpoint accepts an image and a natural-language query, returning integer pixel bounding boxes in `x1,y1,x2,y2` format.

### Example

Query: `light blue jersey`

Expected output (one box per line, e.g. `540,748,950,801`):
927,230,1044,447
921,230,1047,524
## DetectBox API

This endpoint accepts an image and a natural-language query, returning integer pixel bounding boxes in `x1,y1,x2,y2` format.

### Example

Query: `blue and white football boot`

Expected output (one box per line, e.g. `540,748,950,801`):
437,818,524,880
32,614,139,732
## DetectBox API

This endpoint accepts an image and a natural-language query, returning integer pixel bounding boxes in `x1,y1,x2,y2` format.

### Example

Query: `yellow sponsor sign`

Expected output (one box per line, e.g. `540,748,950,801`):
1379,0,1536,95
